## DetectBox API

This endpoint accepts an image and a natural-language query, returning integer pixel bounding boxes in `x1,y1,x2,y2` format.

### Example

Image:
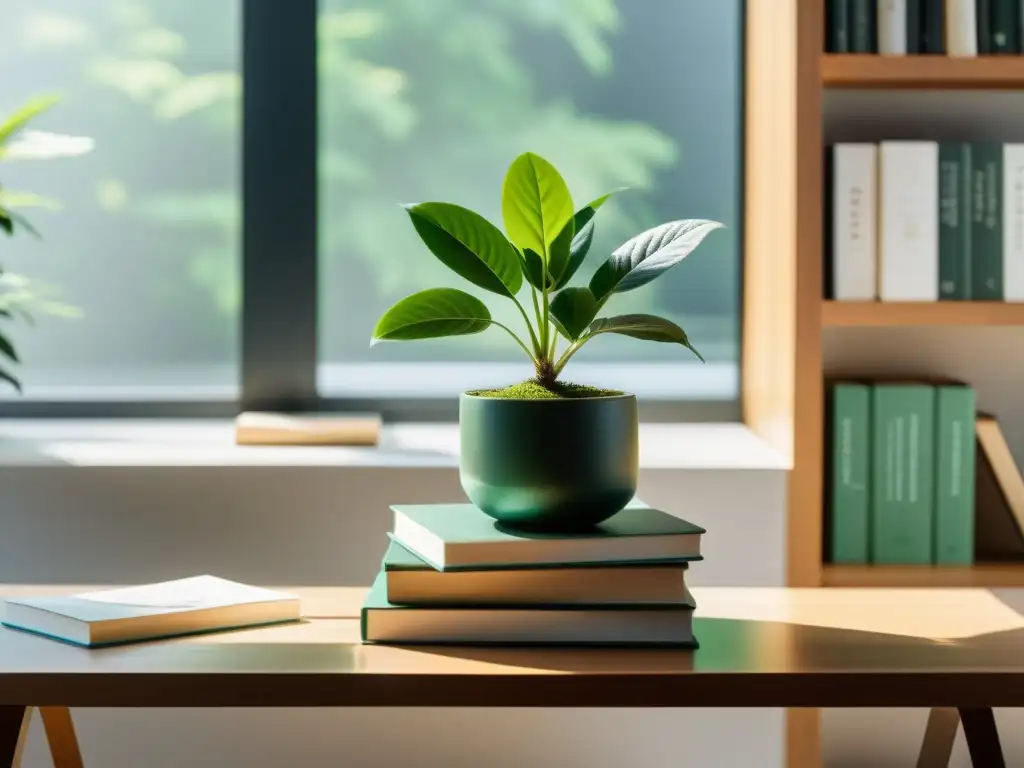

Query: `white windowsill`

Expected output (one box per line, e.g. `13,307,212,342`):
0,420,787,470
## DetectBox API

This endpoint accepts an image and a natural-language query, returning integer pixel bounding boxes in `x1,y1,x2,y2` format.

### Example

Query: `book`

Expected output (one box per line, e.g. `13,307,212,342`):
390,503,704,571
850,0,879,51
879,141,939,301
945,0,979,54
975,415,1024,545
935,385,977,565
907,0,924,52
978,0,994,52
361,574,697,647
828,383,871,564
2,576,300,648
828,0,852,52
1003,143,1024,301
234,411,381,446
879,0,909,52
922,0,947,52
938,143,972,300
831,144,878,300
991,0,1020,52
971,143,1004,300
382,539,691,606
871,384,936,565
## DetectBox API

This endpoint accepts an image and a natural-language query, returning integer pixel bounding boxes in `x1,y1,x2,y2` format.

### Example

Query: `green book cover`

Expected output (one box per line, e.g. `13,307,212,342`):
921,0,945,52
849,0,877,52
935,386,977,565
829,384,871,564
906,0,923,53
971,143,1003,299
938,143,972,300
978,0,994,53
991,0,1019,52
828,0,851,52
871,384,936,565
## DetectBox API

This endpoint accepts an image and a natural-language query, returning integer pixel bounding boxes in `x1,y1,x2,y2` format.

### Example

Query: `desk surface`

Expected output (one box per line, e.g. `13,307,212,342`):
0,586,1022,708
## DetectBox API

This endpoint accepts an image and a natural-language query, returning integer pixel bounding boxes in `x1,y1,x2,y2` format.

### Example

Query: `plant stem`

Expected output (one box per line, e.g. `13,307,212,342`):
493,321,537,363
529,287,544,350
547,328,558,361
553,334,591,377
511,297,542,357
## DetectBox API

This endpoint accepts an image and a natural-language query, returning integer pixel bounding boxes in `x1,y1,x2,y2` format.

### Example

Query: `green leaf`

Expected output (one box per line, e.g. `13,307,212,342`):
0,94,60,147
501,152,574,260
5,211,41,239
0,366,21,394
554,190,622,289
521,248,551,291
0,209,12,236
371,288,492,343
0,332,19,364
588,314,705,362
0,190,61,210
406,202,522,297
589,219,724,302
550,287,597,341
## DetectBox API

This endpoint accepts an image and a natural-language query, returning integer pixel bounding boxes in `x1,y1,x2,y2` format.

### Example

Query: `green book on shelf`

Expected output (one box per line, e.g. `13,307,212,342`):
849,0,877,52
978,0,994,53
361,573,698,647
871,384,936,565
934,385,977,565
991,0,1020,53
390,502,704,571
921,0,945,53
938,143,972,300
971,143,1003,300
829,383,871,564
906,0,923,53
827,0,851,52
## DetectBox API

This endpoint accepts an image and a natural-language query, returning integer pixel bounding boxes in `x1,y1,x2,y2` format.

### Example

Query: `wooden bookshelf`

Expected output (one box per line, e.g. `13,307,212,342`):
822,564,1024,588
823,54,1024,89
823,301,1024,327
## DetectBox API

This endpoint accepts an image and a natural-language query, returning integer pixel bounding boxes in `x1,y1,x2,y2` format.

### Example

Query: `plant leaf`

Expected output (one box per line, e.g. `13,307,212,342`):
0,332,19,364
550,287,598,341
406,202,522,297
0,94,60,147
588,314,705,362
554,190,622,289
4,210,41,239
371,287,492,343
0,190,61,210
0,366,21,393
589,219,724,302
521,248,552,291
0,209,12,236
501,152,574,260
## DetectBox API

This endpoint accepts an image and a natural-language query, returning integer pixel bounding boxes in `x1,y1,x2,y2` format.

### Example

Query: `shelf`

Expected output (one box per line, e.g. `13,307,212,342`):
822,564,1024,588
822,54,1024,89
822,301,1024,327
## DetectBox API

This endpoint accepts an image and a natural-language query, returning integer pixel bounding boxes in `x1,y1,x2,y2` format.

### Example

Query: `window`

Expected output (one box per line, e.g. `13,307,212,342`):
0,0,742,417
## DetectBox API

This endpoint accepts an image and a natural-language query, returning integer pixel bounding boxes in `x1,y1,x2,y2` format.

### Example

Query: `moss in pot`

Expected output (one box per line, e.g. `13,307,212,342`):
372,152,722,531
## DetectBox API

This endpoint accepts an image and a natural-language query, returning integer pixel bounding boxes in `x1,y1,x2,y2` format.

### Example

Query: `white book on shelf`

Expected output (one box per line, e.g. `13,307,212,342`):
832,143,878,300
1003,144,1024,301
879,141,939,301
878,0,908,54
944,0,978,56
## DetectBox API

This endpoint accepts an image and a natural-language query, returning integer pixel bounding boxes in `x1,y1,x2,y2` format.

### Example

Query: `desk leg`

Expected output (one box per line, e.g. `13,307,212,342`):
959,708,1005,768
916,708,959,768
39,707,84,768
0,707,30,768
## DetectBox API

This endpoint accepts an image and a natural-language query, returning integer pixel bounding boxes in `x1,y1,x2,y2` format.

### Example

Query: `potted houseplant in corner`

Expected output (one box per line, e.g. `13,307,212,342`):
372,152,722,531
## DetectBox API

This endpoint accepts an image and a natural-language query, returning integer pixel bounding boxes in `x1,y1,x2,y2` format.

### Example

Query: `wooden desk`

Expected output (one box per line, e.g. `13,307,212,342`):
1,586,1021,768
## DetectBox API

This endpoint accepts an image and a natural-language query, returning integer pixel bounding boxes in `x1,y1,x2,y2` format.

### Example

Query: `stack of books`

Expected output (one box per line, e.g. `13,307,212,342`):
361,502,705,647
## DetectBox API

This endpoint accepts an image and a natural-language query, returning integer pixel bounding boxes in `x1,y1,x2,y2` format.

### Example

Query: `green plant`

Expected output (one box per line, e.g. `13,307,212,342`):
371,152,723,387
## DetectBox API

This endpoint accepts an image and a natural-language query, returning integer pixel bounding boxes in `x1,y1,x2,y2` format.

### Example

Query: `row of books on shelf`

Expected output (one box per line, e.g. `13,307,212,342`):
828,380,1024,566
361,502,705,647
828,141,1024,302
826,0,1024,56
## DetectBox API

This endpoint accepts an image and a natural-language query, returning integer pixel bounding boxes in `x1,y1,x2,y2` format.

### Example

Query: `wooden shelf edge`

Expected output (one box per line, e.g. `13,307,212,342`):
822,54,1024,89
822,301,1024,326
822,564,1024,588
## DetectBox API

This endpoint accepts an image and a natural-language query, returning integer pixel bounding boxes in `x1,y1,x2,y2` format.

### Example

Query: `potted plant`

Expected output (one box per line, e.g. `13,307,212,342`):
372,152,722,530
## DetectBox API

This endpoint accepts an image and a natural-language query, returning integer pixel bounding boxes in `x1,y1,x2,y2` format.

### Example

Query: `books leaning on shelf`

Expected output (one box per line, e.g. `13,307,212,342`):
827,141,1024,302
362,502,704,647
826,0,1022,55
1,576,301,648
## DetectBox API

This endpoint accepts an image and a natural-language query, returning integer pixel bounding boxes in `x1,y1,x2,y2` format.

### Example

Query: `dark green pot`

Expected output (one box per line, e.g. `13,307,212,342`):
459,392,639,531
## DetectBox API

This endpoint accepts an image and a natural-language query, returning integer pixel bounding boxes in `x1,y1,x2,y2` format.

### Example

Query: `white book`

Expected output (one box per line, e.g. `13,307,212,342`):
945,0,978,56
1003,144,1024,301
832,144,878,300
879,141,939,301
878,0,908,54
2,576,300,647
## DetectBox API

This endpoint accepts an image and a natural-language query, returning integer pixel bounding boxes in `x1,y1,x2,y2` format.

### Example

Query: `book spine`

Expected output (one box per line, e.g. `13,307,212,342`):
850,0,878,51
832,144,878,300
971,143,1004,299
907,0,925,51
830,384,871,564
991,0,1020,51
978,0,994,52
871,385,936,565
879,0,910,52
829,0,852,51
935,386,977,565
1004,144,1024,300
945,0,979,54
923,0,947,51
939,143,971,299
879,141,939,300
